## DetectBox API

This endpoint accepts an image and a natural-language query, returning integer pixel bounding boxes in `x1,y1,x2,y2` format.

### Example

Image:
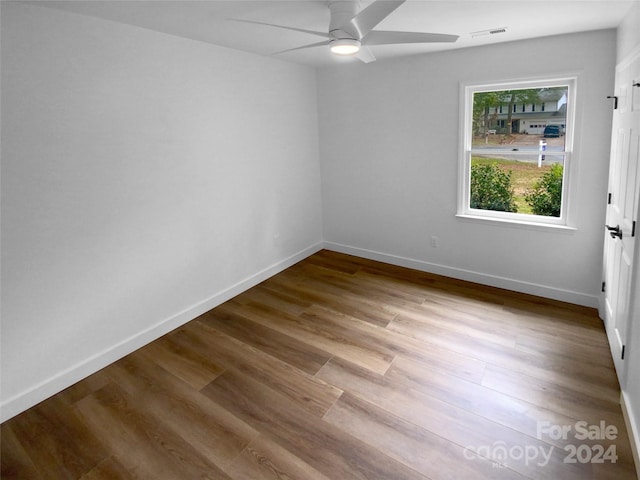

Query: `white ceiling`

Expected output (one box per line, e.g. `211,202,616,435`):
29,0,637,67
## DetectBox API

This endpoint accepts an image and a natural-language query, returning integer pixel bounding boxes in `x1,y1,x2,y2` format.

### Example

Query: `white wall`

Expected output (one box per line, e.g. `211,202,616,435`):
318,30,616,307
0,2,322,421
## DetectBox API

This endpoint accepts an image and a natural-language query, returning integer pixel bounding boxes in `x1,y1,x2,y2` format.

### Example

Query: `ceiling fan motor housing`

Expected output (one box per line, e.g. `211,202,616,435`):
328,0,361,40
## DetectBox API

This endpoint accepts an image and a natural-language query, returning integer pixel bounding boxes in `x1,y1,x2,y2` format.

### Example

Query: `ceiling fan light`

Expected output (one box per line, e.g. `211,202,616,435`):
330,38,361,55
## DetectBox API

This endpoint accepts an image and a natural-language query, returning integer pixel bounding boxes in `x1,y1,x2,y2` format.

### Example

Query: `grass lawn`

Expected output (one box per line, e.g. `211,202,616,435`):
471,156,553,214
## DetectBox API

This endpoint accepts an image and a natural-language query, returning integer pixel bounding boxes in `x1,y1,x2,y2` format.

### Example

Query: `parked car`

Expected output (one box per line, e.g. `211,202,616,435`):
543,125,562,138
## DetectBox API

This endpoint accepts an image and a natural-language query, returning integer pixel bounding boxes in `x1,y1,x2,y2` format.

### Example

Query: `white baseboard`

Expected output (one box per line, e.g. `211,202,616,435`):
323,242,599,308
0,242,323,423
621,391,640,479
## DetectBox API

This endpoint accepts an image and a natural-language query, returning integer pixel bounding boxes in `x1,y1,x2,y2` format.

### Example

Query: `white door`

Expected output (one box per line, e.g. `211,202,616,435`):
602,52,640,378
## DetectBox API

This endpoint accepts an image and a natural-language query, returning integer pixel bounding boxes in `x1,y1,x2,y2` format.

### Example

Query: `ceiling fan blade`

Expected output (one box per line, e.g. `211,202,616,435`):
273,40,331,55
365,30,459,45
229,18,330,39
355,45,376,63
346,0,406,39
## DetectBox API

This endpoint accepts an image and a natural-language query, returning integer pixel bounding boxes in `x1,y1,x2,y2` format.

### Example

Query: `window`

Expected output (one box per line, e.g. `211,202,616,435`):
458,77,577,227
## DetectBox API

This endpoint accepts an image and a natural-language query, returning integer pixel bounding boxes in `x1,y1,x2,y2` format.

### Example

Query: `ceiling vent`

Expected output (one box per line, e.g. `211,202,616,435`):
471,27,507,38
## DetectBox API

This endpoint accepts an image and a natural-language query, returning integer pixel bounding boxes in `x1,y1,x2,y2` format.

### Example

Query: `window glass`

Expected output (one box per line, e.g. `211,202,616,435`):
461,80,575,224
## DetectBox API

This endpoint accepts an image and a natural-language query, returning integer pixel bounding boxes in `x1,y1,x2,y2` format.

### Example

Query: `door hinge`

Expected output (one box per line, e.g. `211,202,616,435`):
602,281,606,292
608,193,612,204
621,345,625,360
632,221,636,237
607,95,619,109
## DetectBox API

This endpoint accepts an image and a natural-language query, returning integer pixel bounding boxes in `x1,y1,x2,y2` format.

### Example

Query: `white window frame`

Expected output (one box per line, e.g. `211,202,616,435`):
457,76,579,230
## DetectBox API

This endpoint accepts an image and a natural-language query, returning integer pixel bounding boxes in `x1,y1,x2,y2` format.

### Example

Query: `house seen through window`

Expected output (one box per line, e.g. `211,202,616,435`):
459,78,576,226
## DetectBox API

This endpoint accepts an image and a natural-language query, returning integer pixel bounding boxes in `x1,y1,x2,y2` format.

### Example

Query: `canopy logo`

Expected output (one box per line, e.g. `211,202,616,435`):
463,420,619,468
463,441,553,468
537,420,618,441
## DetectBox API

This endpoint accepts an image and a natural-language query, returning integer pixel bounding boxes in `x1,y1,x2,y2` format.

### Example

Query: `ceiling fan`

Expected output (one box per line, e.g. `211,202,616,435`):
234,0,459,63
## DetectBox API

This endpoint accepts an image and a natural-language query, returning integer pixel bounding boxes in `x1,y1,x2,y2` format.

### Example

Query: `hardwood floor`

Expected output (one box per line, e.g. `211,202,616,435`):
1,250,637,479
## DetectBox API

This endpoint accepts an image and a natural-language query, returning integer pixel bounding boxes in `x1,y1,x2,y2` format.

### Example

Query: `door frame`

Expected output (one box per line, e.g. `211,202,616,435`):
599,44,640,479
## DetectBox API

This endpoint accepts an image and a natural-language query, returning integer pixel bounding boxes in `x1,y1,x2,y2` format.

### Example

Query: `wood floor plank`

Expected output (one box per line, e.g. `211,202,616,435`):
304,300,488,384
514,330,615,371
135,335,225,390
317,356,597,479
217,299,395,374
512,308,611,346
104,351,258,465
225,434,333,480
57,371,111,406
481,364,626,423
354,268,438,300
198,306,332,375
503,296,601,323
74,382,234,480
359,258,598,322
3,395,107,480
301,303,489,383
171,320,343,417
388,312,618,394
386,355,634,462
80,456,133,480
304,262,429,307
234,283,311,315
394,299,520,349
324,391,527,480
592,459,640,480
388,312,513,359
0,423,44,480
201,368,431,480
266,270,396,328
303,249,370,274
386,355,562,438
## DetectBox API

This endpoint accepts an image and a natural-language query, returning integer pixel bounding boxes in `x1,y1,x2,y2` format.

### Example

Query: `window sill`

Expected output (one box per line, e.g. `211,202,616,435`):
455,213,577,233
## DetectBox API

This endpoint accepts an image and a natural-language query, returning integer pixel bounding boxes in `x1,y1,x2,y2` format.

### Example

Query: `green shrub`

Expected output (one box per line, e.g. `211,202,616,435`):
525,163,563,216
470,163,518,212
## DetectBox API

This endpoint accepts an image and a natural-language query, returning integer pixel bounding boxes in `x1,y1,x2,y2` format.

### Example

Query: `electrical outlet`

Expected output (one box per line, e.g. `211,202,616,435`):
430,236,438,248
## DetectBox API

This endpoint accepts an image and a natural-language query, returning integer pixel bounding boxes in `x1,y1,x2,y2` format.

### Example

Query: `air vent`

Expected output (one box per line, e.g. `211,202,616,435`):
471,27,507,38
